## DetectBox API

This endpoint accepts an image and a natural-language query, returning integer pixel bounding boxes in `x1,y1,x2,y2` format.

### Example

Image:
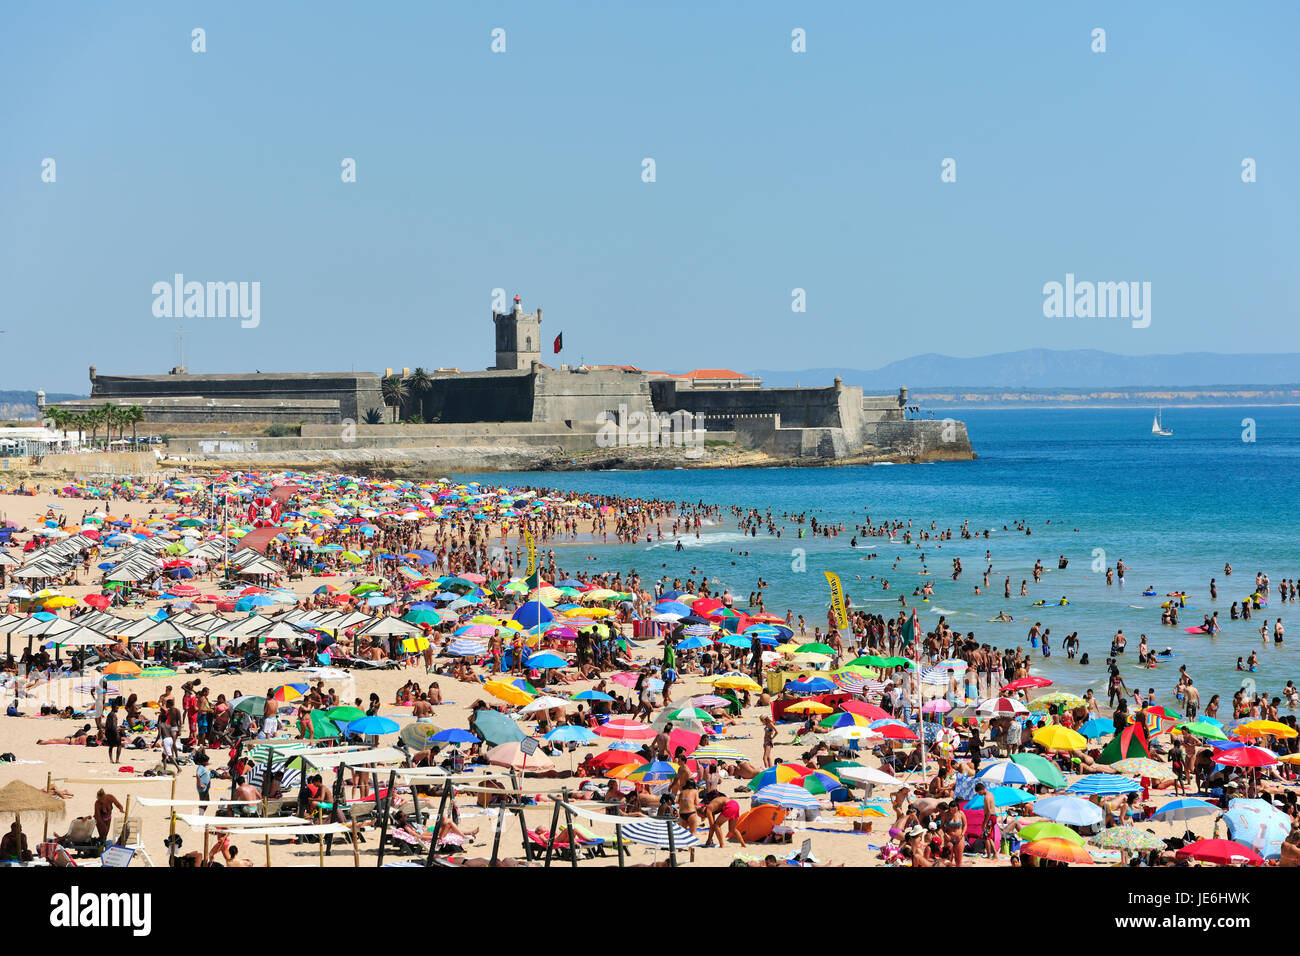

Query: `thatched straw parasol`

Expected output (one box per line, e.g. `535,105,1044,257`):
0,780,67,821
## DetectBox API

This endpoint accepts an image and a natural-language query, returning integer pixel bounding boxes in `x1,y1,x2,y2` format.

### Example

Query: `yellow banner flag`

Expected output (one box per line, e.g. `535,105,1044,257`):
824,571,849,630
524,527,537,578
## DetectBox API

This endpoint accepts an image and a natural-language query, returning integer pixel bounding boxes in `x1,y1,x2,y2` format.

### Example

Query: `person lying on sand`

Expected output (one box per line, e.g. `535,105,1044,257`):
37,723,94,745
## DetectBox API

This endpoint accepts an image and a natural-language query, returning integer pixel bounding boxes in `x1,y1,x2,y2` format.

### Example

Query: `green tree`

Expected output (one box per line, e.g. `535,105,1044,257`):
380,375,408,423
124,405,145,445
405,367,433,421
363,408,384,425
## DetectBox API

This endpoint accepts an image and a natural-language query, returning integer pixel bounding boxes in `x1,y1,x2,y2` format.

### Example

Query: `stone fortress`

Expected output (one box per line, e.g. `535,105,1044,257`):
47,296,973,470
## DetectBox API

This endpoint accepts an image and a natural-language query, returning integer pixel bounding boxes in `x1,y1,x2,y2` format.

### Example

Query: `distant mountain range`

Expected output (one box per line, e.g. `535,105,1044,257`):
751,350,1300,391
0,390,85,422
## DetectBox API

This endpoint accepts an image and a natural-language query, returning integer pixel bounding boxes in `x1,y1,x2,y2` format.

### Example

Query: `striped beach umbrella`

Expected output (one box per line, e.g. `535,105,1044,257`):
596,719,656,740
752,783,821,810
975,761,1039,787
689,743,747,761
446,639,487,657
619,819,700,849
1021,837,1093,865
1067,775,1143,796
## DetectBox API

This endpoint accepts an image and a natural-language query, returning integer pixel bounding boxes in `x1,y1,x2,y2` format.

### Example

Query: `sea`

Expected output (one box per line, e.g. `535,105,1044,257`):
465,406,1300,711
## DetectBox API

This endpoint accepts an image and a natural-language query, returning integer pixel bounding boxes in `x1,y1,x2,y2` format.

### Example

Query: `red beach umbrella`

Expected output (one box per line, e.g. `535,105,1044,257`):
1175,838,1263,866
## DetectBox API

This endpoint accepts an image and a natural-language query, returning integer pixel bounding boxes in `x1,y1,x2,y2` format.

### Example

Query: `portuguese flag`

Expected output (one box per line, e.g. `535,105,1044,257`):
553,332,563,354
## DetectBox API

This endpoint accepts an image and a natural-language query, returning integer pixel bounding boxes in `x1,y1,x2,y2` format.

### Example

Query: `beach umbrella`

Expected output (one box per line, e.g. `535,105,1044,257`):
345,715,400,736
589,750,646,770
1214,746,1278,768
0,780,67,823
840,700,891,720
270,683,309,702
517,696,570,714
675,636,713,651
544,726,598,745
786,677,838,695
1175,838,1262,866
523,651,567,670
1003,677,1052,691
975,761,1039,787
838,765,908,788
470,707,526,747
399,721,443,749
139,666,177,679
1034,692,1086,710
1033,725,1087,751
1150,797,1218,825
1222,799,1290,860
619,819,700,849
102,660,142,680
230,695,267,717
977,697,1029,715
488,741,555,773
571,690,615,702
752,783,821,811
1009,753,1067,789
83,594,112,610
1113,758,1175,782
322,705,365,724
1091,825,1167,851
962,786,1036,811
819,712,869,729
689,743,747,761
710,674,761,692
663,706,713,723
1077,717,1116,739
1019,822,1086,845
596,718,656,740
1175,721,1228,741
746,764,817,791
483,680,535,706
1067,775,1142,796
873,723,918,741
627,760,678,783
446,639,487,657
785,700,833,715
1021,838,1093,865
431,728,480,746
1235,720,1297,740
1032,795,1104,827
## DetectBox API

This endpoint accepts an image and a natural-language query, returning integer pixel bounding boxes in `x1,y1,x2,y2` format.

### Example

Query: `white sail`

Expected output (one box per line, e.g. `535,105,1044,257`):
1152,414,1161,434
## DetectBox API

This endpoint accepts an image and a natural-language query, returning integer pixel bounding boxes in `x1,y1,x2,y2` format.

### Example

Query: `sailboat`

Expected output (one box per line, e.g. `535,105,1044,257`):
1151,407,1172,436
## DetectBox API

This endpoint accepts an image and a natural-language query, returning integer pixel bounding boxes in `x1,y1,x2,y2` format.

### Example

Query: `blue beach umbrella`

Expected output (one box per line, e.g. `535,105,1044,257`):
961,786,1036,811
975,761,1040,787
431,728,481,746
1067,775,1142,797
1150,797,1220,825
753,783,821,810
1222,799,1289,860
1078,717,1115,739
344,715,400,736
786,677,837,695
571,690,614,702
674,636,712,651
1032,795,1104,827
524,652,567,670
544,726,598,745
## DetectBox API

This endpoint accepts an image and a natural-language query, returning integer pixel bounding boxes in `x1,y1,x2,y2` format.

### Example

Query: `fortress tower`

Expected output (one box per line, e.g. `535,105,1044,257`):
492,294,542,370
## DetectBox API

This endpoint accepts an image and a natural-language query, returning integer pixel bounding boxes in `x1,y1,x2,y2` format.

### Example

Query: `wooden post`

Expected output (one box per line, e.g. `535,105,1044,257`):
167,775,178,865
542,798,562,868
264,833,270,867
202,826,210,865
666,816,677,867
560,789,578,869
43,772,52,842
119,794,133,846
374,769,397,867
350,817,359,867
615,822,625,867
318,828,325,867
426,781,451,867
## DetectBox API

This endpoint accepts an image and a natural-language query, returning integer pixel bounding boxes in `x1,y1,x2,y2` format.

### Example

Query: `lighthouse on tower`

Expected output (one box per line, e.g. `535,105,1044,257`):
492,294,543,370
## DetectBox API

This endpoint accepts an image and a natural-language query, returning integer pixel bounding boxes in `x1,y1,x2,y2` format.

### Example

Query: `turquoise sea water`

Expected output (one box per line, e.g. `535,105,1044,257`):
466,406,1300,710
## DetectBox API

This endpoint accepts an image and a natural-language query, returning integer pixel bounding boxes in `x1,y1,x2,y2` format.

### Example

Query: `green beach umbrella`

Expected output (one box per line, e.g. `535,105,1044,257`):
324,705,365,723
1020,822,1086,845
1175,720,1228,741
1010,752,1067,789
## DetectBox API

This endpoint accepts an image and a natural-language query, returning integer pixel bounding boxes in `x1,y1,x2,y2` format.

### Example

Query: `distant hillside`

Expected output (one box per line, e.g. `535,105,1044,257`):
0,390,86,421
751,350,1300,391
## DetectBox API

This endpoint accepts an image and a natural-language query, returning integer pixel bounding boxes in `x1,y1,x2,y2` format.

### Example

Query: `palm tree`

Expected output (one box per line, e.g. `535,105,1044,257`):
100,403,120,447
380,375,408,423
45,406,68,438
124,405,145,445
405,367,433,422
363,408,384,425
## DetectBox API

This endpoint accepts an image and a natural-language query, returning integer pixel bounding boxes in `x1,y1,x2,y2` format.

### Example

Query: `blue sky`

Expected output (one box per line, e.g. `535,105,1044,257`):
2,1,1297,393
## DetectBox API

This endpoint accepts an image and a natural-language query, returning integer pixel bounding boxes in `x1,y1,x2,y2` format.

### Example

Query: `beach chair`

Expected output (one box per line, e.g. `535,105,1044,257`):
108,817,154,867
57,816,104,858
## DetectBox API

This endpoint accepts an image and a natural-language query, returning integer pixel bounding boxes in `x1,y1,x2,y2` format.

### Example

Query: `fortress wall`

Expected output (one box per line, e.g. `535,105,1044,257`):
422,372,534,423
55,396,340,425
90,372,381,422
531,368,654,425
652,381,850,429
870,419,974,459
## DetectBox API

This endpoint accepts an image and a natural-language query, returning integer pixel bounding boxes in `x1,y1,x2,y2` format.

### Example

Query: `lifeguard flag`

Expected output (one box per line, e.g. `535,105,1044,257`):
900,608,920,648
553,332,563,354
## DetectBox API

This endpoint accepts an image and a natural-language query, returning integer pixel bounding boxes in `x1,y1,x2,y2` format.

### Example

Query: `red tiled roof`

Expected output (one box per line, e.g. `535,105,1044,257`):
678,369,752,379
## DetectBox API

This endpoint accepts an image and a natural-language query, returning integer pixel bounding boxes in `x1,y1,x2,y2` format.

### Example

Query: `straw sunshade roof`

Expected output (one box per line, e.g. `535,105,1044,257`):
0,780,67,819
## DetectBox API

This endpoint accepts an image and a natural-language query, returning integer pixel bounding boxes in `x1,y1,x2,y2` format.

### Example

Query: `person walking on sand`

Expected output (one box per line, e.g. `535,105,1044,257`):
762,717,776,768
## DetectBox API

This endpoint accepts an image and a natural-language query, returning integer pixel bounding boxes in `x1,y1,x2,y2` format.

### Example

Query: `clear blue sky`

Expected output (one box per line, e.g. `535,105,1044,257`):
3,1,1297,393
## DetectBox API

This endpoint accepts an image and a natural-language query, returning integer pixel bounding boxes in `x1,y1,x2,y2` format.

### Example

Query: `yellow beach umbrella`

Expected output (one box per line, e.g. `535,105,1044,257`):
1032,725,1087,751
710,674,762,692
1237,720,1297,739
785,701,833,715
483,680,534,706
